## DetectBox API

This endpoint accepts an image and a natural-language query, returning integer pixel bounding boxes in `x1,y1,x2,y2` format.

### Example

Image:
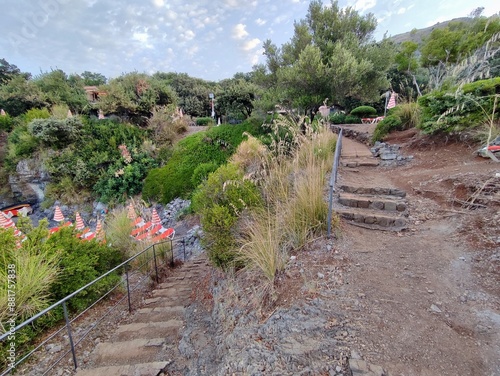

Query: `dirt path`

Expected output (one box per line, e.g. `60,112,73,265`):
335,131,500,375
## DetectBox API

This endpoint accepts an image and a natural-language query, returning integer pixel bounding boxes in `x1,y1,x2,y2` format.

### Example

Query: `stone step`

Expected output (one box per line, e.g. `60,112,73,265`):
76,361,168,376
338,192,407,212
134,306,185,322
340,185,406,198
152,287,192,298
89,338,168,367
341,157,379,168
336,207,406,231
112,319,183,341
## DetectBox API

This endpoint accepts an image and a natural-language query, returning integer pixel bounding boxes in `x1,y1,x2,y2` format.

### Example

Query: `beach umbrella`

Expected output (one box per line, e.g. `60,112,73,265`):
151,208,161,226
98,110,105,119
75,212,85,230
387,92,397,109
179,108,183,117
127,203,136,220
53,206,65,222
0,212,15,229
67,109,73,118
95,219,104,240
1,109,5,116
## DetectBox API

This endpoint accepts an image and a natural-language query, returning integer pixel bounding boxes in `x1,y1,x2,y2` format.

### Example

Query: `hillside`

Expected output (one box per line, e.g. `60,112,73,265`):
388,17,472,45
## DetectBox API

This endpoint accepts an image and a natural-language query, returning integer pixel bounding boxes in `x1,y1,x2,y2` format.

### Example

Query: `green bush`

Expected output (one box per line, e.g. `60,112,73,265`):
329,113,346,124
192,163,263,268
46,227,123,311
191,162,219,187
28,117,82,149
143,121,267,203
196,117,215,126
0,113,13,131
23,108,51,124
372,115,403,142
418,78,500,134
350,106,377,118
344,115,362,124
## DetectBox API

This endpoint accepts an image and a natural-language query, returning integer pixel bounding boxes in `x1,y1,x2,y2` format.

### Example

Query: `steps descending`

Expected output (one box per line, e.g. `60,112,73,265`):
335,185,408,231
75,256,210,376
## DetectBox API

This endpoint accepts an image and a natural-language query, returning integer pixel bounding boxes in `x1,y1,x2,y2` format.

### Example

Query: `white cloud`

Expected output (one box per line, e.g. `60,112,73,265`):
232,23,249,39
152,0,164,7
255,18,266,26
350,0,377,13
242,38,261,51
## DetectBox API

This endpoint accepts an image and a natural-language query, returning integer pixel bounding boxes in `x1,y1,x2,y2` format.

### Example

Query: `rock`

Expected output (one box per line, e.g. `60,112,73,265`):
317,272,325,279
430,304,442,313
48,344,62,353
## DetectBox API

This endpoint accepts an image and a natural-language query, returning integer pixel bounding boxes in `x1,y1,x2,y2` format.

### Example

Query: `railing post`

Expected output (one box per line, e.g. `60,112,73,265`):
153,245,159,283
62,301,78,370
170,239,174,267
183,237,186,261
327,129,343,239
125,264,132,313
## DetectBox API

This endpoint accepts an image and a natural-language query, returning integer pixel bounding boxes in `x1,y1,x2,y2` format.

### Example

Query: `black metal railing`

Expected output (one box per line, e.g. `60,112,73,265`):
0,237,187,376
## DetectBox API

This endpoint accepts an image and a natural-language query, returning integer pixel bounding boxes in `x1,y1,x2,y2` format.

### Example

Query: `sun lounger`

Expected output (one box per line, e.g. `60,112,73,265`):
130,221,152,237
152,228,175,242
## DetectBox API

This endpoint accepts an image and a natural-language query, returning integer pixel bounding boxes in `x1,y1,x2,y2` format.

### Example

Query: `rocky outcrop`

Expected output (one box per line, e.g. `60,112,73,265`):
5,158,49,205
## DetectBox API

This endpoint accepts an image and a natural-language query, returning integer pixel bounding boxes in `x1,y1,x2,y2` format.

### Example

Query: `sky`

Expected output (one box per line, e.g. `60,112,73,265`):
1,0,499,82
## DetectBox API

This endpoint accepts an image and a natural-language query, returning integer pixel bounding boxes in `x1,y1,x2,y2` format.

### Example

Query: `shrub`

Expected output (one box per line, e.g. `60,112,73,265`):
329,112,346,124
344,114,362,124
418,78,500,134
143,121,266,203
192,163,263,268
0,113,13,131
195,117,215,126
372,115,403,142
28,117,82,149
391,102,421,129
350,106,377,118
23,108,51,124
191,162,219,187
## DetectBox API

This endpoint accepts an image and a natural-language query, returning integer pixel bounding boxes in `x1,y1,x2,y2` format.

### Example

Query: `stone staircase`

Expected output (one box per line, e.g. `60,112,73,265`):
76,256,210,376
335,185,408,231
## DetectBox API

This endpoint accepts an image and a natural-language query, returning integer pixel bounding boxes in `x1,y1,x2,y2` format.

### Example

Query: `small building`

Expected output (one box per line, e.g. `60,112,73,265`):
84,86,107,102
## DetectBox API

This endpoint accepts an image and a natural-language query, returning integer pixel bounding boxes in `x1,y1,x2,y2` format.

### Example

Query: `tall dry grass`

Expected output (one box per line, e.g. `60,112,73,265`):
234,121,339,284
105,206,139,260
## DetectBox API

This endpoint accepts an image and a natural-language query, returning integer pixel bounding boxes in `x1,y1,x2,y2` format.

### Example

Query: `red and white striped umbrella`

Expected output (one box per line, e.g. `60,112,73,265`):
0,212,15,229
1,109,5,116
67,109,73,118
95,219,104,240
53,206,65,222
387,92,397,109
75,212,85,230
151,208,161,226
127,203,136,220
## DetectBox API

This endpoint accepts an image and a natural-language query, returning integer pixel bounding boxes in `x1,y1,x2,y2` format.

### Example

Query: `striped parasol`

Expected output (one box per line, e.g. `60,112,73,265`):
75,212,85,230
0,212,15,229
53,206,65,222
1,109,5,116
95,219,104,240
387,92,397,109
67,109,73,118
127,203,136,220
151,208,161,226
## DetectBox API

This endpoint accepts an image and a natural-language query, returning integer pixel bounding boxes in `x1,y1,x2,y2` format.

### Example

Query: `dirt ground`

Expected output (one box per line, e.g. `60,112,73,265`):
329,129,500,375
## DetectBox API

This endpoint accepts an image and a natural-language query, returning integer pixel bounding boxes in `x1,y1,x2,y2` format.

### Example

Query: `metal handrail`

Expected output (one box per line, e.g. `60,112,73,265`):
0,237,186,375
327,128,343,238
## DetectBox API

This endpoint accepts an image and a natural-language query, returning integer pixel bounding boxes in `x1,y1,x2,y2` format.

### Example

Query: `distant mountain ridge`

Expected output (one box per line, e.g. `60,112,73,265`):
387,17,472,45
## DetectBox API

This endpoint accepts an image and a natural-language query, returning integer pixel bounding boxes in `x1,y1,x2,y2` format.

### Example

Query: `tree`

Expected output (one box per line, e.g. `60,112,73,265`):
33,69,88,113
81,71,107,86
98,72,177,125
0,75,46,116
256,0,392,112
395,41,423,96
0,58,22,85
216,79,259,119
